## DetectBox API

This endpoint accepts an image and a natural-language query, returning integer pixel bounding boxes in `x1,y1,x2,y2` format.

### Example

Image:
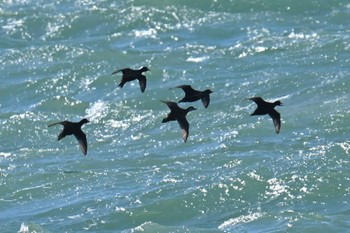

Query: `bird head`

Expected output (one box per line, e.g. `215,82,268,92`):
205,89,213,94
274,101,283,106
141,66,150,72
80,118,90,124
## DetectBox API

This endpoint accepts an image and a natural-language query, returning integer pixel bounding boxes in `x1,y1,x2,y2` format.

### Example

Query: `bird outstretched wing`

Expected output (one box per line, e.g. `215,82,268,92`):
249,97,265,105
48,121,66,140
201,95,210,108
111,68,132,75
137,75,147,93
268,109,281,134
74,130,88,156
48,121,64,127
177,116,190,143
175,85,196,96
161,100,178,111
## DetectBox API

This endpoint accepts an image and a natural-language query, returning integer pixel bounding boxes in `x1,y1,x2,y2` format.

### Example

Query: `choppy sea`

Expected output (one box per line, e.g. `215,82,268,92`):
1,0,349,232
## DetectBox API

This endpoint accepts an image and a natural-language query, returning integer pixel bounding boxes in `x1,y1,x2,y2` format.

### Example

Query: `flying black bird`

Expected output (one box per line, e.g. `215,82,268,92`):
172,85,213,108
248,97,282,134
48,118,90,155
112,66,150,93
161,100,196,142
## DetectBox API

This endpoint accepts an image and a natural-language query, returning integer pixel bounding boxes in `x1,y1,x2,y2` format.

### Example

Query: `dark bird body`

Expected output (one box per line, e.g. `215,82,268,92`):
112,66,149,93
48,118,89,155
161,100,196,142
173,85,213,108
249,97,282,134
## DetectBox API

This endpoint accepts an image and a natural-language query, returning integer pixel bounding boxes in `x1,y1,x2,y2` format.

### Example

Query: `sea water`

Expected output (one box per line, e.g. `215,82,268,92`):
1,0,349,232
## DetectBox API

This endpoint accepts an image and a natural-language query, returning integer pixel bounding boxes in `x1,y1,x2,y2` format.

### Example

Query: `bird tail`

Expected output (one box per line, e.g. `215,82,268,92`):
162,118,169,123
111,69,122,75
48,122,61,127
118,82,125,88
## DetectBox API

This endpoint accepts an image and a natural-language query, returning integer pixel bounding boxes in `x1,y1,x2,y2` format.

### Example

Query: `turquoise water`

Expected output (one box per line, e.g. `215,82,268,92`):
1,0,349,232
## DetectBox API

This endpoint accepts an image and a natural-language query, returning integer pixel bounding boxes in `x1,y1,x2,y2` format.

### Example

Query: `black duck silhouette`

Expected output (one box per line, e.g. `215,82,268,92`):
249,97,282,134
172,85,213,108
48,118,89,155
112,66,150,93
161,100,196,142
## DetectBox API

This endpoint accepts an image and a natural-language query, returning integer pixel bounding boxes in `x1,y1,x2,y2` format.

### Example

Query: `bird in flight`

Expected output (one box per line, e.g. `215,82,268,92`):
161,100,196,142
248,97,282,134
112,66,150,93
48,118,90,155
171,85,213,108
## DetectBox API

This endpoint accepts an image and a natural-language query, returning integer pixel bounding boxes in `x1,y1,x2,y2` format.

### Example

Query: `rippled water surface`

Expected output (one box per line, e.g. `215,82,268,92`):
1,0,349,232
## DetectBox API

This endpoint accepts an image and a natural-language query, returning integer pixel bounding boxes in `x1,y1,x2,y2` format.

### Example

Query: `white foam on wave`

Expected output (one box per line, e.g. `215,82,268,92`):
266,178,288,198
106,119,129,130
134,28,157,38
186,56,209,63
218,212,263,230
288,31,318,40
254,46,268,53
0,152,11,158
42,17,67,40
131,133,146,141
18,223,29,233
9,111,35,120
67,214,82,219
85,100,108,122
2,18,25,35
339,142,350,154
